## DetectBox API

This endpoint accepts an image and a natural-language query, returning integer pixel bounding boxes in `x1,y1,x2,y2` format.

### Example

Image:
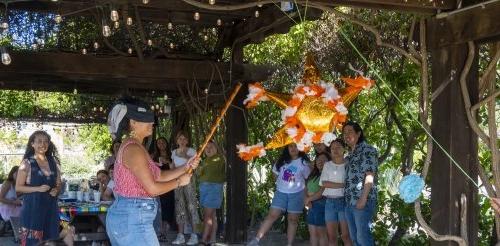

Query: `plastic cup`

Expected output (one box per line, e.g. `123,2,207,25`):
93,191,101,203
76,191,83,202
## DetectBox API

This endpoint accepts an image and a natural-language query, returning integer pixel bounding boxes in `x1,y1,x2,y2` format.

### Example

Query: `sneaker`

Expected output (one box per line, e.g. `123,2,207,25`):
246,238,260,246
186,233,199,245
172,233,186,245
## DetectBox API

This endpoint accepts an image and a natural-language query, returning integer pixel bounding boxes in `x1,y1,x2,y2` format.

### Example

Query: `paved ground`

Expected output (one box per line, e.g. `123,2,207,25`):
0,230,309,245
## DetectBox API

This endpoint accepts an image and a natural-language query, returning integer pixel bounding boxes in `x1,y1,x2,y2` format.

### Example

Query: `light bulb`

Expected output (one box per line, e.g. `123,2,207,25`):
114,21,120,29
1,49,11,65
102,25,111,37
209,0,215,4
73,88,78,95
1,22,8,29
194,12,200,21
93,107,97,111
167,22,173,30
255,10,260,18
204,88,208,94
93,42,99,50
110,10,119,22
126,17,133,26
258,3,263,7
99,106,103,112
128,48,133,54
212,27,217,33
55,14,62,24
150,105,155,110
147,39,153,46
169,43,174,49
142,0,149,4
155,104,159,110
203,35,208,41
164,94,168,100
82,48,87,54
216,19,222,26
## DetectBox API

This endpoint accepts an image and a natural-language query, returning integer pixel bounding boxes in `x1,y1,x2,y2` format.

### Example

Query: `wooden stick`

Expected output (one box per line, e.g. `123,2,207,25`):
186,82,243,174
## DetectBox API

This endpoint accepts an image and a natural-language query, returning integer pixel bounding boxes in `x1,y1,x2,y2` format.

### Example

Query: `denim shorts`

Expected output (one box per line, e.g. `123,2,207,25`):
307,198,326,226
271,190,304,214
200,182,224,209
106,195,159,246
325,197,346,222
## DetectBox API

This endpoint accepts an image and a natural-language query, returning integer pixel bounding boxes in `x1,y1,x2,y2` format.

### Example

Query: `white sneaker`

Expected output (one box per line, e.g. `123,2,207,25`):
172,233,185,245
186,233,198,245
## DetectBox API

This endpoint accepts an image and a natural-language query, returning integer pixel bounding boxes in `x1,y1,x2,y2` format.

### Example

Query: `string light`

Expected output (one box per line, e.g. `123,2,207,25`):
102,20,111,37
126,17,133,26
255,10,260,18
167,22,173,30
73,88,78,95
82,48,87,54
169,43,174,49
150,105,155,110
110,9,119,22
209,0,215,4
114,21,120,29
164,94,168,100
147,39,153,46
203,35,208,41
54,14,62,24
216,19,222,26
93,42,99,50
93,107,97,111
128,47,133,54
194,12,200,21
155,104,160,110
142,0,150,4
204,88,209,94
1,47,11,65
99,106,103,112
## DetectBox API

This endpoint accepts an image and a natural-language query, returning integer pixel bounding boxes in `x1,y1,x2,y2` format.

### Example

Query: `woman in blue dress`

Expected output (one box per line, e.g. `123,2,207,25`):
16,131,61,246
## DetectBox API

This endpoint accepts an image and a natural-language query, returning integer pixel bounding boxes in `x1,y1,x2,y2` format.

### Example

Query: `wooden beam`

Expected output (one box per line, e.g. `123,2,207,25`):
223,6,322,47
427,0,500,49
314,0,455,12
225,43,248,244
430,43,479,245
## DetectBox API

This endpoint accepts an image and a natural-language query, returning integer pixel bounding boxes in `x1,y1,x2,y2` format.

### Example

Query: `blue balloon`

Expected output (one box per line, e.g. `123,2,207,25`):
398,174,425,203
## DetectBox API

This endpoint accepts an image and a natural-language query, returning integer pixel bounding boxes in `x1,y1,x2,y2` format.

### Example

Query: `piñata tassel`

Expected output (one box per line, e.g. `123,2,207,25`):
237,143,267,161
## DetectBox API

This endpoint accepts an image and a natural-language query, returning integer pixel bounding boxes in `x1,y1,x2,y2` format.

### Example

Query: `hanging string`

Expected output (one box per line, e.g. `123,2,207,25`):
266,3,488,197
337,28,487,196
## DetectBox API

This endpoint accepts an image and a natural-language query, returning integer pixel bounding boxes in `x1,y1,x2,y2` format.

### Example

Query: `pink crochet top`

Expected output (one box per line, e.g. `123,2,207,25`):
114,139,160,198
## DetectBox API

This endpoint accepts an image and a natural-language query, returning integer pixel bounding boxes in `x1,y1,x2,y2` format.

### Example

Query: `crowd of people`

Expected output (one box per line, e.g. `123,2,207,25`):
4,97,498,246
247,122,379,246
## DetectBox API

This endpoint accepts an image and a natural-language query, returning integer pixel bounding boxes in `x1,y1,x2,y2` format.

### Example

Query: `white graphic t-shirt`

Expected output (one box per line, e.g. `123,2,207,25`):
272,158,311,194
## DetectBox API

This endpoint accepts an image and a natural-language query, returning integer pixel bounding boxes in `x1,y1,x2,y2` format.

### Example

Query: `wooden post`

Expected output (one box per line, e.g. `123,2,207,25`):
429,43,479,245
224,43,248,243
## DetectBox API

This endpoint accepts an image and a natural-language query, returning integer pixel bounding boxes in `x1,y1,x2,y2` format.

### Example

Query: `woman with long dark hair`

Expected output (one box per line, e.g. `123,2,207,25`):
304,153,329,246
152,137,176,241
247,143,311,246
105,98,199,246
342,122,378,246
16,131,61,246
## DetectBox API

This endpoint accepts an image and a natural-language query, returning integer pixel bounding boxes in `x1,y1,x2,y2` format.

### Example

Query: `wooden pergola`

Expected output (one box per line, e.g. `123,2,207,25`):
0,0,498,244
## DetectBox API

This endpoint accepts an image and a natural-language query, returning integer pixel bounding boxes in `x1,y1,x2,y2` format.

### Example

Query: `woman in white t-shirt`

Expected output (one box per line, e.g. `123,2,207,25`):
170,131,201,245
320,139,351,245
247,143,311,246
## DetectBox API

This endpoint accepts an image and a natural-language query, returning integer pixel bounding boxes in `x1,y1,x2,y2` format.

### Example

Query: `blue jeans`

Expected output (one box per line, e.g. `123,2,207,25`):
106,195,159,246
345,200,376,246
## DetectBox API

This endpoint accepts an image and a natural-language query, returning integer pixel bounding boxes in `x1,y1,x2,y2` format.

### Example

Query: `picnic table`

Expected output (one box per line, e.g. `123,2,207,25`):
59,201,111,243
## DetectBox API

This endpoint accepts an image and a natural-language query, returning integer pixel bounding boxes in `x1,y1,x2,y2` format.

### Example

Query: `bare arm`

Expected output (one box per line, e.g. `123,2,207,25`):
321,181,344,189
359,172,374,201
0,181,21,206
158,165,190,182
16,160,50,194
102,187,114,201
306,187,325,202
124,144,194,196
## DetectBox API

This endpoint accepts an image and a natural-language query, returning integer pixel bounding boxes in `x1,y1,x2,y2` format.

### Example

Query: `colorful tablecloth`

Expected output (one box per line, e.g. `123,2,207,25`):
59,202,108,219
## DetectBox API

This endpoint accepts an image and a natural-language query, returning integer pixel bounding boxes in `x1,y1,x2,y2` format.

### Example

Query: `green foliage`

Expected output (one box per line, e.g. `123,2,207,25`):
77,124,112,163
